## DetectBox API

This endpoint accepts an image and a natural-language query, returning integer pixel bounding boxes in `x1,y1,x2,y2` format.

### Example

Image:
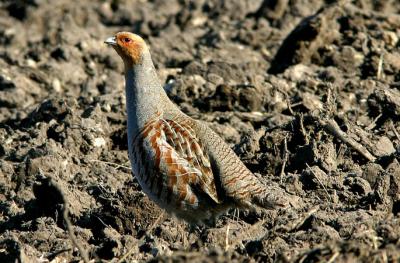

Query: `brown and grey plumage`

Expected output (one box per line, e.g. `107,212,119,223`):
105,32,289,223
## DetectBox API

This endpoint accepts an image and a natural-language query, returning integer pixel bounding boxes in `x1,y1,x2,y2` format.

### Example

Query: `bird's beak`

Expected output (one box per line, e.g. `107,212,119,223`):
105,36,117,46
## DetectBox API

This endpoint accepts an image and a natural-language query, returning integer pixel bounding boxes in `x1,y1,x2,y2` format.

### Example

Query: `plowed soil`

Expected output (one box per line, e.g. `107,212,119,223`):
1,0,400,262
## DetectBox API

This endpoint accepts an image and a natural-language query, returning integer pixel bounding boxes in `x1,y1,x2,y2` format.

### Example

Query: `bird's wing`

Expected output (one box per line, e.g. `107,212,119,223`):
130,116,220,208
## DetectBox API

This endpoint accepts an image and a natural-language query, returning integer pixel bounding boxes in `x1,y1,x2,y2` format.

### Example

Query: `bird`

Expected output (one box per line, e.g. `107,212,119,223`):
105,32,290,224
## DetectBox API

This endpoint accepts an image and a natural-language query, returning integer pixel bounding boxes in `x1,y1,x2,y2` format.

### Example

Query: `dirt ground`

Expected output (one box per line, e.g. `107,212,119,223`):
0,0,400,262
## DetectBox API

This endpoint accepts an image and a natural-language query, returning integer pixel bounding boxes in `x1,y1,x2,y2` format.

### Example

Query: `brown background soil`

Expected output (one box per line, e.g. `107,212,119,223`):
1,0,400,262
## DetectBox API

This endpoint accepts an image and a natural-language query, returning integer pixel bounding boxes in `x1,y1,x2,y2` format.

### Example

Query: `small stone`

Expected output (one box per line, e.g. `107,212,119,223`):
0,71,15,90
207,73,224,86
191,15,207,26
77,41,88,51
375,136,395,156
302,92,323,112
284,64,312,82
26,59,37,68
52,78,62,92
93,137,106,147
368,88,400,117
301,165,330,190
382,31,398,47
333,46,364,71
191,74,206,86
101,102,111,113
362,163,384,187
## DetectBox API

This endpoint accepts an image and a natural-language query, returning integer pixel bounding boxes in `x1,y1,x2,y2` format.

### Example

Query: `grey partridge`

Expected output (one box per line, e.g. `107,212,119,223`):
105,32,289,223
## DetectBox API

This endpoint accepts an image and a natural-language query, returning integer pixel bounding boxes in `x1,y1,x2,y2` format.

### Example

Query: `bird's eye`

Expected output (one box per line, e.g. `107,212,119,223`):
124,38,131,43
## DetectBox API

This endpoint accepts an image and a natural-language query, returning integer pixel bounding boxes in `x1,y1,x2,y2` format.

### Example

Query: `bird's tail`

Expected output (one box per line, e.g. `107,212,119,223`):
250,179,291,210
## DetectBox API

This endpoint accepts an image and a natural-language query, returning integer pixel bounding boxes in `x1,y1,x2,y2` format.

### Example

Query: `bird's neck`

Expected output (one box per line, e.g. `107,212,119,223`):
124,52,175,136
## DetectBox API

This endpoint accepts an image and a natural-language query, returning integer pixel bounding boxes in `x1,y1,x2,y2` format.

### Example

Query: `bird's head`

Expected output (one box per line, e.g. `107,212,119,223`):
105,32,148,68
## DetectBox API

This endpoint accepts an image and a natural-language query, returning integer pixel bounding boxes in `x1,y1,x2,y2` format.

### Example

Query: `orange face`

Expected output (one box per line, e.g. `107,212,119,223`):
105,32,147,67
